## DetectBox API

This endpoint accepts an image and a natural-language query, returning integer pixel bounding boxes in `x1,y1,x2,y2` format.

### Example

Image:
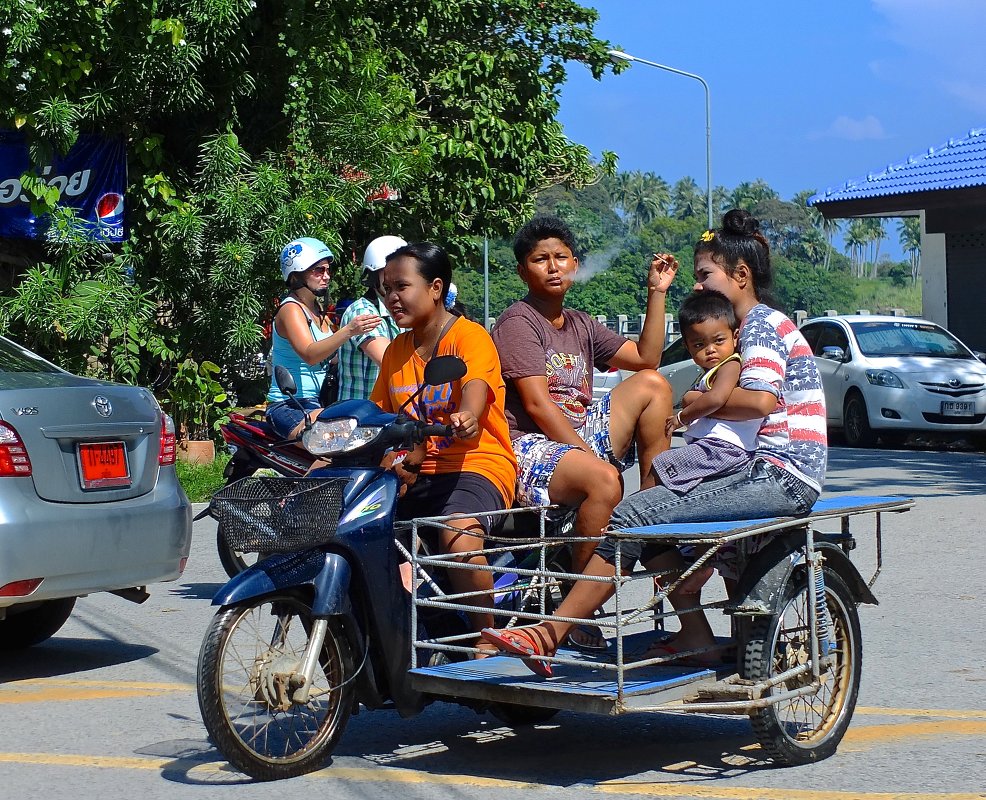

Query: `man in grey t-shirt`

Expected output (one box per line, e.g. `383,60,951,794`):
491,217,678,651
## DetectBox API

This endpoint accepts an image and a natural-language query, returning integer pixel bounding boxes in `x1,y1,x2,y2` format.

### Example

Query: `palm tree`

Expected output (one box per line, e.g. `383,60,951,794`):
898,217,921,284
670,176,702,221
712,185,730,218
729,179,778,212
821,216,841,271
860,218,886,278
612,171,671,232
845,219,868,277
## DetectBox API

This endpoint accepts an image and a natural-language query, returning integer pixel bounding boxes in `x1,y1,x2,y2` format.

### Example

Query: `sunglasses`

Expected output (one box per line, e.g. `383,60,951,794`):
306,262,333,276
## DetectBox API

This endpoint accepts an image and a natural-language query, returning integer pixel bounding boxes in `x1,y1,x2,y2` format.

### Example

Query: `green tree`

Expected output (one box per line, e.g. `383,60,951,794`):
898,216,921,284
0,0,616,396
669,176,703,221
729,179,778,212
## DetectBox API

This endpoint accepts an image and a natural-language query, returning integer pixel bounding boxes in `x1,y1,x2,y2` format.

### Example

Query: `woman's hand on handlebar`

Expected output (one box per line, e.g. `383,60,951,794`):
345,313,382,337
449,411,479,440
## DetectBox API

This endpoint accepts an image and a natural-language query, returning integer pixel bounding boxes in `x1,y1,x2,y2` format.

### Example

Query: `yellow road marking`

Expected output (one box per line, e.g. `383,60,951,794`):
2,683,985,796
4,681,986,722
855,706,986,719
0,679,191,704
843,719,986,746
0,752,983,799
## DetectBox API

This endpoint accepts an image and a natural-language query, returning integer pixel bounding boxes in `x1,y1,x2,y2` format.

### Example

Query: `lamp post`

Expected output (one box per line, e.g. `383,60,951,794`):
608,49,713,230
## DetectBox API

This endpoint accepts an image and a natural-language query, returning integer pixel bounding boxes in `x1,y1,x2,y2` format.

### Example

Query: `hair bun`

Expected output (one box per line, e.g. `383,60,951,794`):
722,208,760,237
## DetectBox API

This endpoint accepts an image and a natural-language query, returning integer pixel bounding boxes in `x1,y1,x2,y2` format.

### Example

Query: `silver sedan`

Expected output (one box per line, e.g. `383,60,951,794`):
0,334,192,648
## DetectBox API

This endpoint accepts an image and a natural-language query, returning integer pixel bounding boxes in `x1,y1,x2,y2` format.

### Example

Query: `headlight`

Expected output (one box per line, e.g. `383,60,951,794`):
302,418,383,454
864,369,905,389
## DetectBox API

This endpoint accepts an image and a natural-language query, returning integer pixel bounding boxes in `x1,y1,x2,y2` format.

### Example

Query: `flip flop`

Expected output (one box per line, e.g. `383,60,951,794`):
565,623,608,652
480,626,554,677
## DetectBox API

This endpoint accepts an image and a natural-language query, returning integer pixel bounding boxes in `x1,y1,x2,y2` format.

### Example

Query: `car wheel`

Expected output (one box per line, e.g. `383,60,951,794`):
843,393,876,448
0,598,76,649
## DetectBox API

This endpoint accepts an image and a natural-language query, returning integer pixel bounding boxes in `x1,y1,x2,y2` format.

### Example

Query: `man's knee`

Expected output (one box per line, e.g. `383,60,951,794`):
591,463,623,507
623,368,671,398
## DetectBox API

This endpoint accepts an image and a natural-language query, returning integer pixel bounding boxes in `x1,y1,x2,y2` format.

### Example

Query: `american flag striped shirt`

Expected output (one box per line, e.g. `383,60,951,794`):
739,304,827,492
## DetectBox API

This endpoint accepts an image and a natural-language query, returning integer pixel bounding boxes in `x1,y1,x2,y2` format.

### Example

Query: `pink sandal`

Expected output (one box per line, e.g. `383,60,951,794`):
480,626,554,677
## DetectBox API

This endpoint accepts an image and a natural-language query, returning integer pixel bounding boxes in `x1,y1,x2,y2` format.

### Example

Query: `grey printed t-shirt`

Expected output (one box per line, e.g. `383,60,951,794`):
492,299,626,438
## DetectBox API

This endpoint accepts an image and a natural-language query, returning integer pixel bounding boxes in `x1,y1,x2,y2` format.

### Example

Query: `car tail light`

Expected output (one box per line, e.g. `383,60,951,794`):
159,414,177,466
0,421,32,477
0,578,43,597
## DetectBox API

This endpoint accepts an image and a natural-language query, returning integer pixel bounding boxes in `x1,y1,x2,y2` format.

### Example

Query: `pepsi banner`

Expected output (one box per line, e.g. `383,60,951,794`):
0,131,127,242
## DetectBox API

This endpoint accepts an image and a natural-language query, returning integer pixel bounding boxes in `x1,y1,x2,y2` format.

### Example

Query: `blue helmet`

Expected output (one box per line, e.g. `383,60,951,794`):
280,237,334,282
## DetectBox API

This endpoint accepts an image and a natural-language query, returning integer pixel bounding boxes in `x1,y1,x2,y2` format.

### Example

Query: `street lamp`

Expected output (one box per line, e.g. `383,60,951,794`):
608,49,713,230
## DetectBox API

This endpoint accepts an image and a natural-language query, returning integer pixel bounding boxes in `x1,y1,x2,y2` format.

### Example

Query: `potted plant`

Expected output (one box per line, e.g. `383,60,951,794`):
165,357,229,464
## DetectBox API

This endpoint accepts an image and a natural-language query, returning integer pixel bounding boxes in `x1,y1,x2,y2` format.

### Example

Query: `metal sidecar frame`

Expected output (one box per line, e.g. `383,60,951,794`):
405,494,913,764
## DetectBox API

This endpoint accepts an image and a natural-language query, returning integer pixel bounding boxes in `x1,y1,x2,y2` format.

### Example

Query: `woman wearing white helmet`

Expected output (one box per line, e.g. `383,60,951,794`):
336,235,407,401
266,236,383,438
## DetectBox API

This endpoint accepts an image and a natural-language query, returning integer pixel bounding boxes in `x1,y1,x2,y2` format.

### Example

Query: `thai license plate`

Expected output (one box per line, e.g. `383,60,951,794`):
78,441,131,489
940,400,975,417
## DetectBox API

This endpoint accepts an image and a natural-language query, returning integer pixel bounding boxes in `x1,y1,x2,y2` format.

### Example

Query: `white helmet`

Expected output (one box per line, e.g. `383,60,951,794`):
362,235,407,272
280,237,334,282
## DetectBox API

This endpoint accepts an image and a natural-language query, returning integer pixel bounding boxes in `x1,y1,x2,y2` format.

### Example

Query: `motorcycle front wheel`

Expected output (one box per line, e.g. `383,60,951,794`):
197,594,355,780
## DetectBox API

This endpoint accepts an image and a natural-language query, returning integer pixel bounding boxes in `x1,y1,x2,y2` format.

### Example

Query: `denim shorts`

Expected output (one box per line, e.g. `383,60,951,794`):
266,397,321,438
595,458,820,572
512,391,634,508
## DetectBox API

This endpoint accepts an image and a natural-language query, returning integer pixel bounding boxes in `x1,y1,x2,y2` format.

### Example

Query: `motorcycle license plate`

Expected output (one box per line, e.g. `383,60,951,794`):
940,400,975,417
78,441,131,489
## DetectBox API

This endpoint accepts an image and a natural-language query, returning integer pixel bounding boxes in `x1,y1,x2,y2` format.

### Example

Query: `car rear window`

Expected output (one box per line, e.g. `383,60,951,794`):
849,321,972,359
0,336,64,374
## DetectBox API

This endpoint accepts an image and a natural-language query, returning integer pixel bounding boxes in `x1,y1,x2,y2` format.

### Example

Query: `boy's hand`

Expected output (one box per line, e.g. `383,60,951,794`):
648,253,679,294
449,411,479,440
665,412,685,438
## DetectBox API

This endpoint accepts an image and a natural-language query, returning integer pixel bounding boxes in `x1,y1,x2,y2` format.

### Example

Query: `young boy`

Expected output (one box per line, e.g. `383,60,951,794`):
491,216,676,649
653,290,762,492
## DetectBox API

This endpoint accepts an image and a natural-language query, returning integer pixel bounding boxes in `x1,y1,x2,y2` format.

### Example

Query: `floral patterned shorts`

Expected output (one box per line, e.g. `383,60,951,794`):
512,392,634,509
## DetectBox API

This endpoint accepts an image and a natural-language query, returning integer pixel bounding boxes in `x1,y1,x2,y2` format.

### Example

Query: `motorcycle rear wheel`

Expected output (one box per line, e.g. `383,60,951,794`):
197,594,355,780
217,526,267,578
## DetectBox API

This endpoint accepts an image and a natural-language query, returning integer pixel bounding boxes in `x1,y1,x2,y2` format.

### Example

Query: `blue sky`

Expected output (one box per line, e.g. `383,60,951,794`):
558,0,986,207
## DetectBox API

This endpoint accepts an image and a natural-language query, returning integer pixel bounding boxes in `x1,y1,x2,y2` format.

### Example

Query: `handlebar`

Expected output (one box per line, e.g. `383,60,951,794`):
420,423,455,439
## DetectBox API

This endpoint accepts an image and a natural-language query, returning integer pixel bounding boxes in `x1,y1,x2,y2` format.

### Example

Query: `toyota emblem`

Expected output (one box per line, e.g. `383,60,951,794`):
93,395,113,417
948,378,961,389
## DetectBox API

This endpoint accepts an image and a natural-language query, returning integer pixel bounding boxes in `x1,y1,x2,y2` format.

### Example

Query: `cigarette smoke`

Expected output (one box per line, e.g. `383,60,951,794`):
575,243,621,282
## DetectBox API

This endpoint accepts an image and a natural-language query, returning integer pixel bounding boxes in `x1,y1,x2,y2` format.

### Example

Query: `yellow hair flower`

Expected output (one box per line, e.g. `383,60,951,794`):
700,230,715,242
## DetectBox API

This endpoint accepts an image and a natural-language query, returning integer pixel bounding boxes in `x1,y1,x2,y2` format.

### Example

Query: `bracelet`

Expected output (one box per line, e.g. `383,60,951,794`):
675,411,685,428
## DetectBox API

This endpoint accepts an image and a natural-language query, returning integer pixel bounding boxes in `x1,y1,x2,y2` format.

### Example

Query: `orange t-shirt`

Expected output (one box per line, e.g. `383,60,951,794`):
370,316,517,505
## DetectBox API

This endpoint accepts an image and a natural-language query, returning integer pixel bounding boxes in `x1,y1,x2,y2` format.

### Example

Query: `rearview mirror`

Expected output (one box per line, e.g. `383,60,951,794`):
820,346,847,362
423,355,467,387
274,365,297,397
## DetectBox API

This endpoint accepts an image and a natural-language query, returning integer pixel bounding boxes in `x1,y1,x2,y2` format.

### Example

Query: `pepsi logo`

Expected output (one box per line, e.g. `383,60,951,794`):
95,192,124,225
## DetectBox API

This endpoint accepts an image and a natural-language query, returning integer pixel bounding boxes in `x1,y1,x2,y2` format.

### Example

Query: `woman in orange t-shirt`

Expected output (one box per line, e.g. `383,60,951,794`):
371,242,516,640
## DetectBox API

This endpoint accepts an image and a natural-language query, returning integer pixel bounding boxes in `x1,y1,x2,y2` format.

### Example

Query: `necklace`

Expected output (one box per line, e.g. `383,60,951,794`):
413,313,454,359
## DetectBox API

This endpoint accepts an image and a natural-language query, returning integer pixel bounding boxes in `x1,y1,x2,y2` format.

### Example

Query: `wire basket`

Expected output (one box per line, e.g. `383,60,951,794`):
213,476,347,554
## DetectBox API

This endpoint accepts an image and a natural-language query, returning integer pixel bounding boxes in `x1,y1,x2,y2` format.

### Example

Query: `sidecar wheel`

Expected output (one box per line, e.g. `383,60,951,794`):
743,569,861,765
197,595,355,780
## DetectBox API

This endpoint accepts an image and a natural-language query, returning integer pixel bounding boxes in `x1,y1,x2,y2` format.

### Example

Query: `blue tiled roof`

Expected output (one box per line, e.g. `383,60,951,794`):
809,127,986,206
